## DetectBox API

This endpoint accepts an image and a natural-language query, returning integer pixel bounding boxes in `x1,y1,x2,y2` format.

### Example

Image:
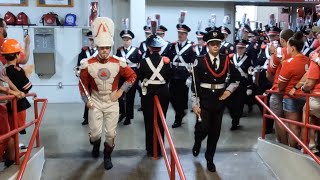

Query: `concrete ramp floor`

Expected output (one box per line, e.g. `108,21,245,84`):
41,150,277,180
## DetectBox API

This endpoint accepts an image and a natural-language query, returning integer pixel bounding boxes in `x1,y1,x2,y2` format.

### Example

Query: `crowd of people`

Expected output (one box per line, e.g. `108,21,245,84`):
0,17,32,168
0,8,319,174
75,11,320,172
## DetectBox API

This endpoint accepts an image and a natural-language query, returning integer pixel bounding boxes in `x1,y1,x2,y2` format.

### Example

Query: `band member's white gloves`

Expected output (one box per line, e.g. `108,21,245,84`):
246,89,252,96
185,76,192,88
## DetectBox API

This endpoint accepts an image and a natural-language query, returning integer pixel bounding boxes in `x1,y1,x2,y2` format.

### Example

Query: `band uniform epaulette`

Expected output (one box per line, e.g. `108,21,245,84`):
228,53,234,59
171,41,177,45
112,55,127,67
79,57,90,69
261,44,267,49
117,46,124,51
163,57,170,64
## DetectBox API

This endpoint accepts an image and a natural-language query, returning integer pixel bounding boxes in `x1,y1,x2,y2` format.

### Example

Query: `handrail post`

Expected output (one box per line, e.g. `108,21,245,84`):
303,96,310,154
153,100,158,160
262,95,267,139
170,151,175,180
152,95,186,179
34,99,40,147
12,98,20,165
16,98,48,180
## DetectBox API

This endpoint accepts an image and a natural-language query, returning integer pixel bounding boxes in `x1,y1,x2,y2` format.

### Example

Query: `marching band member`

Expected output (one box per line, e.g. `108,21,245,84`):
302,24,316,57
155,14,171,57
195,21,207,57
220,15,235,55
168,11,196,128
116,18,141,125
139,17,152,59
191,27,241,172
226,39,252,130
77,31,98,125
79,17,136,170
139,20,171,157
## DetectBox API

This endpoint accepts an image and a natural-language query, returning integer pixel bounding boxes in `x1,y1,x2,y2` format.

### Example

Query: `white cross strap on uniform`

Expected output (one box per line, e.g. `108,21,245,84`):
144,57,165,86
172,43,192,70
141,57,166,95
159,41,169,55
233,55,248,79
142,42,147,59
195,45,200,56
302,41,311,55
220,41,229,48
263,59,269,70
302,40,314,55
120,47,138,67
265,44,271,60
85,49,98,58
85,49,90,58
303,47,311,55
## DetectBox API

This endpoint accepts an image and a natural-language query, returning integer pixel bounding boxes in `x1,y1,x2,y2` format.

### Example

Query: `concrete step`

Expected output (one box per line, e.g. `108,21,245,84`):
0,147,45,180
41,150,277,180
258,138,320,180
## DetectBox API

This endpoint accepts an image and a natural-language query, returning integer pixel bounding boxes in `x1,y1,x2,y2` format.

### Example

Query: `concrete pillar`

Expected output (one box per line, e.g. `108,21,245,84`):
290,5,298,30
130,0,146,47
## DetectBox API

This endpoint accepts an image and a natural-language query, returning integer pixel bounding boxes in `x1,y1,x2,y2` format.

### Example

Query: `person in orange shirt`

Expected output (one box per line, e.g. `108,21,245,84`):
278,31,310,148
267,29,294,145
299,53,320,155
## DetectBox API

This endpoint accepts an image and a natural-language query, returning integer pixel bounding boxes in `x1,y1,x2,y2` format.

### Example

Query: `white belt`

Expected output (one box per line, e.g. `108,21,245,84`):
200,83,225,90
172,62,188,67
145,80,166,85
128,63,138,68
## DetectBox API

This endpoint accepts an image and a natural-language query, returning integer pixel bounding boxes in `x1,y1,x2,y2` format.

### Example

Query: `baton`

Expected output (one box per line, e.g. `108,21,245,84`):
73,66,93,107
190,64,202,122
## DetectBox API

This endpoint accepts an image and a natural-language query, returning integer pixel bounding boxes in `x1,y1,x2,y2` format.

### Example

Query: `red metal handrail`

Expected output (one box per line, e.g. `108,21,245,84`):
16,97,48,180
0,93,48,180
153,95,186,180
255,90,320,165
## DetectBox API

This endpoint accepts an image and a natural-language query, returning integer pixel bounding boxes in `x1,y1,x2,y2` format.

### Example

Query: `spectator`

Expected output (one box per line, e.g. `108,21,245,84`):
300,52,320,155
278,31,310,148
1,39,32,135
